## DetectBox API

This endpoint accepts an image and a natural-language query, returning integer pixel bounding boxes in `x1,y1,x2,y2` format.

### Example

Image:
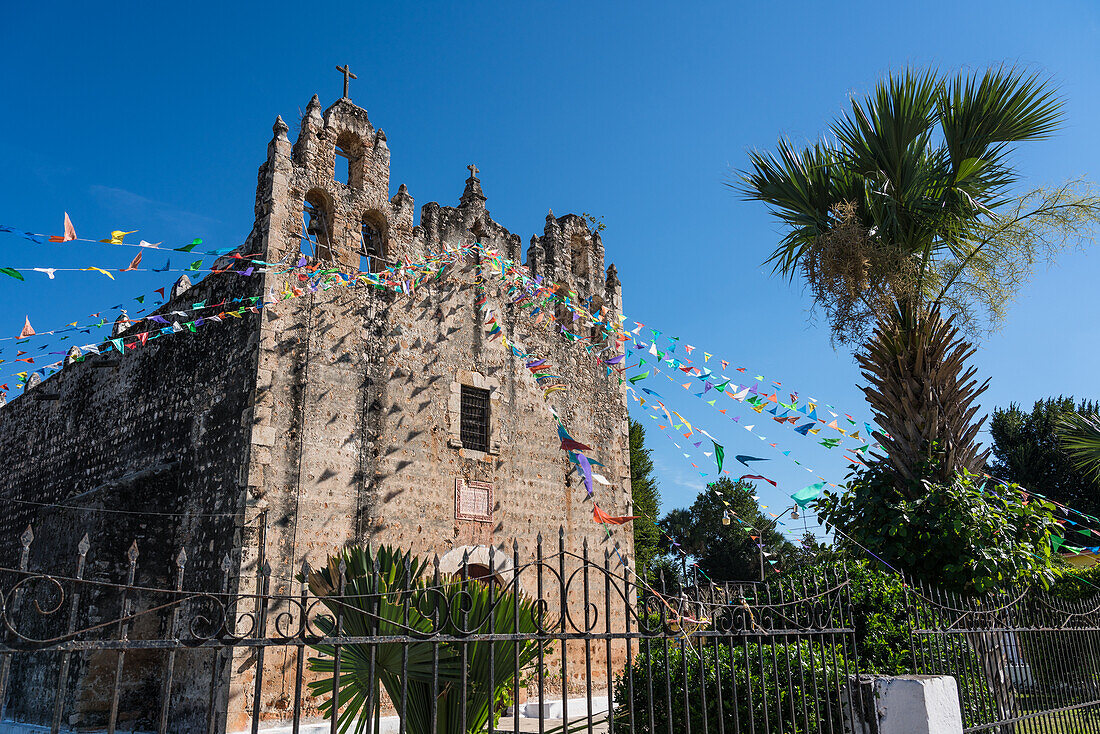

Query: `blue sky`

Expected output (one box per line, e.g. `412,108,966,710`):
2,1,1098,541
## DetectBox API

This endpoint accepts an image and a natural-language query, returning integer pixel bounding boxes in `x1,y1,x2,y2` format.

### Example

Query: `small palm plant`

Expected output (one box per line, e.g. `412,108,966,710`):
305,545,548,734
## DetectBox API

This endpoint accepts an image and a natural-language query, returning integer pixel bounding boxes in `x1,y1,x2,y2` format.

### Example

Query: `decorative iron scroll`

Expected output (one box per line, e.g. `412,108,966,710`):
0,529,855,651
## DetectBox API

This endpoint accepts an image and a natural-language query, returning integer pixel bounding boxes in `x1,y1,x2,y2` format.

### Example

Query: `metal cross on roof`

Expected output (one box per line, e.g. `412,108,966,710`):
336,64,357,99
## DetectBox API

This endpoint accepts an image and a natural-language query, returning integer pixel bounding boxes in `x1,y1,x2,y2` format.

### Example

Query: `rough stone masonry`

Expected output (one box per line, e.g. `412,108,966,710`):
0,91,633,731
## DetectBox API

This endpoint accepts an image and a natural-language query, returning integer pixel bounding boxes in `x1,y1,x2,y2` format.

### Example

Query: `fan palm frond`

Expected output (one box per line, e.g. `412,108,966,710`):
1059,413,1100,483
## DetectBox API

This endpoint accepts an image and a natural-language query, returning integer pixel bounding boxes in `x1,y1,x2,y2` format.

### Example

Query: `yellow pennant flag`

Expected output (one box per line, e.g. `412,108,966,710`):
100,230,137,244
82,267,116,280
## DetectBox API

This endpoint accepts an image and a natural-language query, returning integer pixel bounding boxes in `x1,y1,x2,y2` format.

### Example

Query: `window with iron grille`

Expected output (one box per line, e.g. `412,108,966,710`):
460,385,491,452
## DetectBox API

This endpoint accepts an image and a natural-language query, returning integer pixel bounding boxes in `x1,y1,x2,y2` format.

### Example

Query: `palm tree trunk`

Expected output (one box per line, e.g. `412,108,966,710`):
857,306,990,493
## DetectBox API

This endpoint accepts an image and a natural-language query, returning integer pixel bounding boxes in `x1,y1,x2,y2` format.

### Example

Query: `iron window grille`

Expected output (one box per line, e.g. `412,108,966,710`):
459,385,491,452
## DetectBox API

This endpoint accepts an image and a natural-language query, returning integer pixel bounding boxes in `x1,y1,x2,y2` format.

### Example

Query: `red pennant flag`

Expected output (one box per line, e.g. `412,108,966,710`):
154,287,165,298
561,438,592,452
740,474,778,487
593,504,639,526
138,332,148,345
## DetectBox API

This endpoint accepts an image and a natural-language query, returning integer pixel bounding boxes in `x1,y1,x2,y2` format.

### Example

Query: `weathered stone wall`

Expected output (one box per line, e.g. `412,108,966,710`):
0,268,262,730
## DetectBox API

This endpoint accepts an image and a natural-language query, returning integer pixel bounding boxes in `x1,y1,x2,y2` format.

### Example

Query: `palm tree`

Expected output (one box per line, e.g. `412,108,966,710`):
740,66,1100,492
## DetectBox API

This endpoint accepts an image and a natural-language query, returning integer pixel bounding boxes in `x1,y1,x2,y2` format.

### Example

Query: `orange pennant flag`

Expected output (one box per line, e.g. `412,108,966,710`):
18,316,35,339
122,251,143,271
593,504,639,526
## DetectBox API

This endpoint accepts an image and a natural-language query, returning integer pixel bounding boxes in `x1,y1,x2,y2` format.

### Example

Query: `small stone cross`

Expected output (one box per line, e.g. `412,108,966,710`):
336,64,357,99
467,164,479,179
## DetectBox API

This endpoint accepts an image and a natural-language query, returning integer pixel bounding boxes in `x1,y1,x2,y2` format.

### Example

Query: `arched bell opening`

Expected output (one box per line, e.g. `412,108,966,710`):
301,189,335,261
359,211,390,274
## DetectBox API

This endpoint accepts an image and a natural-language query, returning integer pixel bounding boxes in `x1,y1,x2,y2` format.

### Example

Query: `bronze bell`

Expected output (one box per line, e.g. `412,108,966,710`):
305,204,327,238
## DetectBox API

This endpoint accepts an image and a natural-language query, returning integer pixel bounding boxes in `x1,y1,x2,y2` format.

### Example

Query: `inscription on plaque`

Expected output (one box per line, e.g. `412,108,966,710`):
455,479,493,522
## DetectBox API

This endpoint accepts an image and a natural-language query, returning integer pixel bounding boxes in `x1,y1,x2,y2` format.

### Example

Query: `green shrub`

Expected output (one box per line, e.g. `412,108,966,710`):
1049,563,1100,601
770,561,911,675
611,639,844,734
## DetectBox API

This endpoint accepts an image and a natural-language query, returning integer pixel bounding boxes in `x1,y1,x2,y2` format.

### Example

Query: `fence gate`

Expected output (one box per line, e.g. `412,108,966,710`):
907,575,1100,734
0,528,863,733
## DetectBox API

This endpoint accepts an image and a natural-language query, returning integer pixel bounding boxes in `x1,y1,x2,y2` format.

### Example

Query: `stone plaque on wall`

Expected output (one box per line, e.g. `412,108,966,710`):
455,479,493,522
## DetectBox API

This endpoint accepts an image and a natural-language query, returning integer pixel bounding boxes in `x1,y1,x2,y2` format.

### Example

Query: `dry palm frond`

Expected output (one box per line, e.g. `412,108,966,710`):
800,202,920,345
857,307,990,492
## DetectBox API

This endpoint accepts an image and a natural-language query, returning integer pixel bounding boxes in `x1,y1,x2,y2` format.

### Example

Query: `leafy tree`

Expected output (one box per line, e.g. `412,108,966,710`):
740,66,1100,491
659,477,796,582
989,396,1100,515
815,467,1061,593
628,419,664,575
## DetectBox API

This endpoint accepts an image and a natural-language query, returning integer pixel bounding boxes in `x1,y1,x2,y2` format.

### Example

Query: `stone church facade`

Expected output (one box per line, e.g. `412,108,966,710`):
0,92,632,731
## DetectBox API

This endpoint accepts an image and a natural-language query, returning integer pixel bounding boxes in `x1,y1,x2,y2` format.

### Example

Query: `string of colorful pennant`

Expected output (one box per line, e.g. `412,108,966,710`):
6,217,1094,567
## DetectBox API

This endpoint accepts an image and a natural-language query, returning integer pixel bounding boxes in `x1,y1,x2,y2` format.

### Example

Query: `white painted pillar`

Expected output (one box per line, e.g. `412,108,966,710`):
845,675,963,734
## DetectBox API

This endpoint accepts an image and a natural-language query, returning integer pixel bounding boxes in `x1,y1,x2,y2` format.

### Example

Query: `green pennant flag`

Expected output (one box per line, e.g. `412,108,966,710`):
628,371,650,384
187,260,202,271
792,482,826,508
135,295,145,303
110,338,124,353
175,238,202,252
713,442,724,473
0,268,24,281
1050,534,1065,552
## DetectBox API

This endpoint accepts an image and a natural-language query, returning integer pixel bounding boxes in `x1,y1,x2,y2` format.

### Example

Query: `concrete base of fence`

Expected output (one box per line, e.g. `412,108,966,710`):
514,695,610,719
2,695,612,734
845,675,963,734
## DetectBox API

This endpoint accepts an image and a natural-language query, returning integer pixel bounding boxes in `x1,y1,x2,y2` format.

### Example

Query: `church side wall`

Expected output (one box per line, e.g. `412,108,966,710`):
0,270,261,731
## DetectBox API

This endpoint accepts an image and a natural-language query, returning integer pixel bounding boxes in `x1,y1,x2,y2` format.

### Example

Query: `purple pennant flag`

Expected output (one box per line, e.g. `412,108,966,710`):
149,315,169,325
576,453,594,497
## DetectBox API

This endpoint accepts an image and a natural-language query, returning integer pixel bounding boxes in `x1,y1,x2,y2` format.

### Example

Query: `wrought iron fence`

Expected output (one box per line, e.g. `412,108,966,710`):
0,525,862,734
906,574,1100,733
